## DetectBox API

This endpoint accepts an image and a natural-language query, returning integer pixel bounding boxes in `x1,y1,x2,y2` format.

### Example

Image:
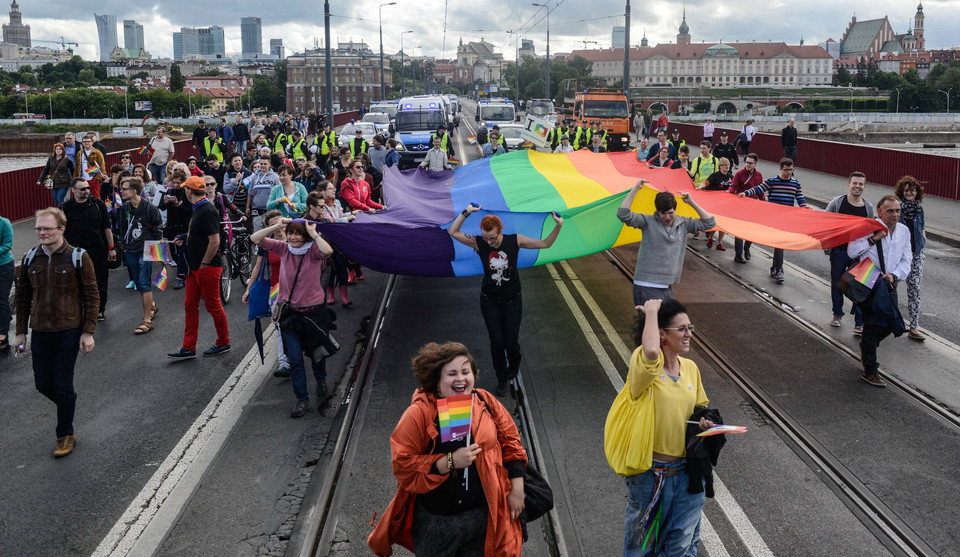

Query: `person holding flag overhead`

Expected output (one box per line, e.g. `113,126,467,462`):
368,342,527,557
117,175,162,335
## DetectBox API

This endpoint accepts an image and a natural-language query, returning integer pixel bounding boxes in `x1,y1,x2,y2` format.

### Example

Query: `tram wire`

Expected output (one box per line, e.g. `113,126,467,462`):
604,247,937,557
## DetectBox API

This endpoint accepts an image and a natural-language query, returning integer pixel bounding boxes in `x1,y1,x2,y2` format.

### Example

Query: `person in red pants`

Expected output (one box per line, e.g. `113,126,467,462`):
168,176,231,359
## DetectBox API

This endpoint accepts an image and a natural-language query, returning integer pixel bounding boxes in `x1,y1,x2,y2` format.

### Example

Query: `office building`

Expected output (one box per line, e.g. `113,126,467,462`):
2,0,30,48
94,13,118,62
198,25,225,56
270,38,283,59
612,26,625,49
123,20,144,51
241,17,262,55
286,41,393,113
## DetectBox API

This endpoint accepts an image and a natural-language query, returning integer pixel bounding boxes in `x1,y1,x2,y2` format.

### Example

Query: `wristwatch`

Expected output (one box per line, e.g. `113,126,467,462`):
447,452,455,473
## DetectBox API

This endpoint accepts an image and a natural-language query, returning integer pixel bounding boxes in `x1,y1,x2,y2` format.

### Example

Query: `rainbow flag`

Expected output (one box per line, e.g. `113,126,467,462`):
86,165,101,176
313,151,886,278
143,241,174,263
467,135,477,144
532,123,547,137
447,158,460,166
153,266,168,290
138,145,154,156
269,283,279,305
437,393,473,443
850,257,881,289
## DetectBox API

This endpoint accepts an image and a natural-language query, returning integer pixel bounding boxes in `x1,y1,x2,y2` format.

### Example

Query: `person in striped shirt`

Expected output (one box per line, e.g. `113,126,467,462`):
738,158,807,283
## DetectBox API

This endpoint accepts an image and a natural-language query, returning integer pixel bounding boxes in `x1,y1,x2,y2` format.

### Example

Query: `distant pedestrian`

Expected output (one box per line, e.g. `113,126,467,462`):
848,195,913,387
14,207,99,458
448,205,563,396
643,109,653,139
656,111,669,135
62,177,116,320
192,119,208,153
739,157,808,283
633,112,644,142
702,117,714,143
618,181,715,305
727,154,764,264
711,131,739,171
0,214,12,354
781,118,798,163
825,172,873,333
895,176,927,341
37,142,74,207
147,127,175,184
217,117,234,149
232,115,250,156
384,138,400,168
738,119,756,156
167,176,231,360
159,168,192,288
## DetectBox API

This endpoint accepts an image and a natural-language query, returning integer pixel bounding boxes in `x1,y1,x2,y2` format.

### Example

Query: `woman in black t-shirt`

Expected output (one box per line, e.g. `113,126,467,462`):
448,204,564,396
700,157,735,251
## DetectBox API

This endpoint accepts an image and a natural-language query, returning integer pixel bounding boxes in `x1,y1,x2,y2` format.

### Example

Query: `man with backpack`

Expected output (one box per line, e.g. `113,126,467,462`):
14,207,100,458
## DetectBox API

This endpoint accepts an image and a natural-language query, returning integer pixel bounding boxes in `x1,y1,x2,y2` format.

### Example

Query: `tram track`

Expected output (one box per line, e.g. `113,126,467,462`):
603,247,939,557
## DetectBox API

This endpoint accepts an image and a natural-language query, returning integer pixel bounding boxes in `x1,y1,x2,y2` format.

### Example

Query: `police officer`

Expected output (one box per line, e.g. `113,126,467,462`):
202,128,226,167
287,129,310,161
313,124,337,169
269,127,288,156
348,129,369,159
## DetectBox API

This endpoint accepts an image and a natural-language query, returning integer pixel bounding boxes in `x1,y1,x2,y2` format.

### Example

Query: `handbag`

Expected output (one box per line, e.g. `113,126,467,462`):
604,363,655,476
272,251,306,323
247,255,272,320
836,241,885,304
44,177,54,189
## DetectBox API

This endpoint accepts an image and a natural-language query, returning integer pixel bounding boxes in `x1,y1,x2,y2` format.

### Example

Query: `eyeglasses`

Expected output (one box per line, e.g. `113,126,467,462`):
744,161,757,166
120,186,133,191
35,226,61,233
903,185,919,191
663,325,696,334
121,156,131,159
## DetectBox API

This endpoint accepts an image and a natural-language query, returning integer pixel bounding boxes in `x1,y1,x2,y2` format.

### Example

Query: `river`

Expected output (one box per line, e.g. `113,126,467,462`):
0,155,49,173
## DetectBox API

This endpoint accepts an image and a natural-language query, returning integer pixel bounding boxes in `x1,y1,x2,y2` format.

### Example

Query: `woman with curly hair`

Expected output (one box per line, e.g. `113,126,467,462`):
895,175,927,341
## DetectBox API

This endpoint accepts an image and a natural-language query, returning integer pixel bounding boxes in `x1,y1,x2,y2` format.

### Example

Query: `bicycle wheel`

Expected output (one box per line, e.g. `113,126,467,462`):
220,253,233,304
236,240,253,286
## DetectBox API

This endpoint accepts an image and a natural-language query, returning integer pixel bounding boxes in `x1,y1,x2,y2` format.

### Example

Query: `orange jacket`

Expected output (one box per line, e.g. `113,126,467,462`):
367,388,527,556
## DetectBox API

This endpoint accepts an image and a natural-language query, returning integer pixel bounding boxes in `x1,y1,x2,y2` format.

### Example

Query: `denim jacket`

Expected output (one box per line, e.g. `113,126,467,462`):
900,205,925,254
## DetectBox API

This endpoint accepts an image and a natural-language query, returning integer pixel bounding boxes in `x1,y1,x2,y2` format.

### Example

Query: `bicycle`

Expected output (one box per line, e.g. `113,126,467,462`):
219,220,253,304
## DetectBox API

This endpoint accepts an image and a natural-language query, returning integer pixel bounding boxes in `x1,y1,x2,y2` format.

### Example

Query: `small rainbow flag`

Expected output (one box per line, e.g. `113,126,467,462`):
138,145,154,156
447,158,460,166
143,241,174,263
86,165,101,176
437,393,473,443
269,283,280,305
851,257,881,289
467,135,477,144
153,266,168,290
104,198,113,209
533,123,547,137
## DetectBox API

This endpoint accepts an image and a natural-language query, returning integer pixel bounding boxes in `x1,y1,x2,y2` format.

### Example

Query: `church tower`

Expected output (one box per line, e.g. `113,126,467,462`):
2,0,31,48
677,6,691,46
914,3,925,50
641,28,648,48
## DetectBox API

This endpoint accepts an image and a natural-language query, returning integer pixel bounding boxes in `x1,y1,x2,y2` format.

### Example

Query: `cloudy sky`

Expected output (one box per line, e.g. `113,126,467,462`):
16,0,958,61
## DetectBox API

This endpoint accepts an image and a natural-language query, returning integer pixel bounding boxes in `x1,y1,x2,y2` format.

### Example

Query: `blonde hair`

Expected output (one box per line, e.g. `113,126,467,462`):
35,207,66,227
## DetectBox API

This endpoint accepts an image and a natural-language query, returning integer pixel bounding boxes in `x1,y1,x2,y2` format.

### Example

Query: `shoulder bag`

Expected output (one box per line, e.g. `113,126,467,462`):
604,381,655,477
272,251,306,323
248,254,273,320
836,240,885,304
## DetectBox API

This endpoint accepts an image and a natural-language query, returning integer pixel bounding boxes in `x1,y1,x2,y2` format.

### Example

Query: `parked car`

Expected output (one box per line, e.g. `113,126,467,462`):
496,124,529,151
361,113,393,138
338,122,379,147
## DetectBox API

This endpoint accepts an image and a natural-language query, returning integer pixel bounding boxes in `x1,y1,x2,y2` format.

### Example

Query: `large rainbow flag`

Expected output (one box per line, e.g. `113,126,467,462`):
315,150,885,277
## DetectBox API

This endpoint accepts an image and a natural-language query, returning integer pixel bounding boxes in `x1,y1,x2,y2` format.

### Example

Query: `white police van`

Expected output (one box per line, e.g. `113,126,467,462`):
475,98,517,129
395,96,449,169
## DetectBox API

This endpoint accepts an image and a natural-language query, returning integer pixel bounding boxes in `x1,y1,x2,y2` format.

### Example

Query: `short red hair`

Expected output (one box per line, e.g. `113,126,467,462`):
480,215,502,233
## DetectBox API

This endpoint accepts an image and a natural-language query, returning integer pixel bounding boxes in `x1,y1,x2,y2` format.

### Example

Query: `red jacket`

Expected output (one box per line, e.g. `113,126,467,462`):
340,177,384,211
368,388,527,556
728,167,763,195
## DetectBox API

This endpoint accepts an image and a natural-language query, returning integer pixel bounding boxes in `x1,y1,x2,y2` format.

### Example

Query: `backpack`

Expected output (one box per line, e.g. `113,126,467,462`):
21,245,88,321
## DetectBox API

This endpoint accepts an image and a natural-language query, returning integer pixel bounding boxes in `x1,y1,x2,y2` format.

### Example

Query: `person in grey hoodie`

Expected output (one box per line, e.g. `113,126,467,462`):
368,134,388,174
618,180,716,305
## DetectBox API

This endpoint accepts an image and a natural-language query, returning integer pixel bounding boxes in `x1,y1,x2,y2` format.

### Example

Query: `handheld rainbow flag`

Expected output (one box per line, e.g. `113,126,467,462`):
86,165,101,176
850,258,880,289
153,266,168,291
467,135,477,144
437,393,473,443
269,283,279,305
143,241,174,263
447,158,461,166
696,424,748,438
138,145,154,156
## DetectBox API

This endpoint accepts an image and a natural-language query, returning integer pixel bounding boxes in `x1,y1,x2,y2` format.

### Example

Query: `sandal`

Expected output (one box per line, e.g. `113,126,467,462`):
134,320,154,335
150,304,159,320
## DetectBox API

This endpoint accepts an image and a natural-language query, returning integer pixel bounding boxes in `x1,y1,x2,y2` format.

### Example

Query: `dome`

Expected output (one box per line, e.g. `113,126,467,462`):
679,20,689,34
703,42,738,58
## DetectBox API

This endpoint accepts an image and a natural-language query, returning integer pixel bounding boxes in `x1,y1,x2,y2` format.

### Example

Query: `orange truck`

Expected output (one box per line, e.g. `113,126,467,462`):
572,89,631,151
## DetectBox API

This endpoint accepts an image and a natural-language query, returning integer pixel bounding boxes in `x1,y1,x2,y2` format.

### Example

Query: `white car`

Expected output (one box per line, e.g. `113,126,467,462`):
496,124,528,151
338,122,378,147
361,113,392,137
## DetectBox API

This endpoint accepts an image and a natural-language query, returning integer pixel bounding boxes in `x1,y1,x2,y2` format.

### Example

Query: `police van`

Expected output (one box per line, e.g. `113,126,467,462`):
475,98,516,129
395,96,449,169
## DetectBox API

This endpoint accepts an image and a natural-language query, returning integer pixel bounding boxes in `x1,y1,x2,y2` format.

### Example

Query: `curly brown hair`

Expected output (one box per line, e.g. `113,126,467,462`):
894,175,924,203
412,342,479,395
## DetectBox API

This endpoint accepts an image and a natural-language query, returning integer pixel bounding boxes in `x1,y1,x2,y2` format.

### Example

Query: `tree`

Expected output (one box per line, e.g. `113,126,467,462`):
130,71,149,80
77,68,97,85
196,67,225,77
170,63,184,92
834,67,852,86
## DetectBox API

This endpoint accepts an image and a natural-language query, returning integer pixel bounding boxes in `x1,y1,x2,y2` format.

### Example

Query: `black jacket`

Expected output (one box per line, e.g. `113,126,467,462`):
781,126,798,147
685,407,726,497
712,142,739,167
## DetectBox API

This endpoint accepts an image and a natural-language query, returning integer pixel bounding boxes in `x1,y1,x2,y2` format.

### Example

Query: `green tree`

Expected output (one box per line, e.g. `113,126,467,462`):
834,67,852,86
196,67,225,77
170,63,184,92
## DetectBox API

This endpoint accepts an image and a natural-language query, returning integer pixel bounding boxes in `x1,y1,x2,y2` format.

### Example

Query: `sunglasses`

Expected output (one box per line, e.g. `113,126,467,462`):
74,187,90,192
353,165,365,170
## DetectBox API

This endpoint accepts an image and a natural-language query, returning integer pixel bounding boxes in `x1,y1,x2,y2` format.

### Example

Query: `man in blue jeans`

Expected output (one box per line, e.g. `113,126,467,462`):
826,171,873,334
14,208,99,458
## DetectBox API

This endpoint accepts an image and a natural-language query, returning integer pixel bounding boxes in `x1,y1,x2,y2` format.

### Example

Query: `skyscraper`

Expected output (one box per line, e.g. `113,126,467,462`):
123,19,144,51
94,13,118,62
270,38,283,59
197,25,225,56
612,26,625,49
241,17,262,55
2,0,30,48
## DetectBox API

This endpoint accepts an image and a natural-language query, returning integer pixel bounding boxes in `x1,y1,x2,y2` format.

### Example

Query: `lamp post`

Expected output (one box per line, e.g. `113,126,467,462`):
894,87,902,114
507,30,520,109
378,2,396,100
400,30,413,97
940,88,952,113
532,2,550,100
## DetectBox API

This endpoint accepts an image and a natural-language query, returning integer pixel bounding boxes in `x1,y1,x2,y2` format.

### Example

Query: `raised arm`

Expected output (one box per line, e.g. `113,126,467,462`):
518,212,564,249
619,179,648,211
447,204,480,249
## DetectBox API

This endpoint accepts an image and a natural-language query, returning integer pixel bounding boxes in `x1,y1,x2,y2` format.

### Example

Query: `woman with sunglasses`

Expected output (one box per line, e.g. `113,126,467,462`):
306,187,356,306
119,152,134,173
339,159,385,214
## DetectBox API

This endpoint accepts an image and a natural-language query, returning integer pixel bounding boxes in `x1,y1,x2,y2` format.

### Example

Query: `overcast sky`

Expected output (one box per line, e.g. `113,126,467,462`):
18,0,959,62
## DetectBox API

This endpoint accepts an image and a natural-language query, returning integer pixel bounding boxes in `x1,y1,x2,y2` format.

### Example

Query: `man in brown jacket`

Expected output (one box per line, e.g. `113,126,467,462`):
14,208,99,458
73,133,106,199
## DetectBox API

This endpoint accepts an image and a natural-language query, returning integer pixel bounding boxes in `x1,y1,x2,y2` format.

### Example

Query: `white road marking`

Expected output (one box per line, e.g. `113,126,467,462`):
92,327,278,557
553,261,776,557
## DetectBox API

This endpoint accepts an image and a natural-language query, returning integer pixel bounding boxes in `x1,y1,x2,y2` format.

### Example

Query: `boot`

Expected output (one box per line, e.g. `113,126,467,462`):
325,286,335,304
339,285,352,308
348,269,356,285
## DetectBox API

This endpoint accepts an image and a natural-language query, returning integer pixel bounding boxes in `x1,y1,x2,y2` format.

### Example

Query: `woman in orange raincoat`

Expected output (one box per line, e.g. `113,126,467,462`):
368,342,527,556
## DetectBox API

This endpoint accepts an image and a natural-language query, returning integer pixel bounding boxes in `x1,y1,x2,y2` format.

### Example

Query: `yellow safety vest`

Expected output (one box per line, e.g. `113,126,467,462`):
349,139,368,159
272,133,288,154
204,136,224,162
314,131,336,155
290,139,309,160
573,127,587,150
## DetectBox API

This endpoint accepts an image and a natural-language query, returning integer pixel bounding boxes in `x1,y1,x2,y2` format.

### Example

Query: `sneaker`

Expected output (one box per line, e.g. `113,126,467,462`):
860,373,886,388
853,325,863,336
203,344,231,356
734,255,747,264
126,281,136,290
316,381,329,400
174,279,186,290
706,238,714,249
97,312,106,321
167,348,197,360
494,381,508,397
291,399,309,418
54,435,76,458
773,271,785,283
715,243,726,251
744,250,752,260
908,329,926,341
830,317,842,327
273,366,291,378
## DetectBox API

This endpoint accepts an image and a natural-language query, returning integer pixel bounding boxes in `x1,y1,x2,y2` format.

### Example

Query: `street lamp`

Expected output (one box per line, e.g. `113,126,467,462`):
894,87,902,114
940,88,953,113
507,30,520,109
400,30,413,97
532,2,551,100
378,2,396,99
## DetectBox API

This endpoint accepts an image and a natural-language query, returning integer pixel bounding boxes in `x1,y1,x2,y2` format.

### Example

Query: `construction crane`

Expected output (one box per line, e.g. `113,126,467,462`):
581,39,598,49
33,37,80,53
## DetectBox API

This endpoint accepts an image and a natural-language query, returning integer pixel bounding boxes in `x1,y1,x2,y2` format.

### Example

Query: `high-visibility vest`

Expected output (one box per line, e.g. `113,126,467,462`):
271,133,288,154
349,139,368,159
573,127,587,150
314,131,336,155
290,139,309,160
204,136,224,162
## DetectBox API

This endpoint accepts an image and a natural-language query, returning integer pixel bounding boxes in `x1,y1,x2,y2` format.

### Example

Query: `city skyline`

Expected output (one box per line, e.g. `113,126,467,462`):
9,1,960,63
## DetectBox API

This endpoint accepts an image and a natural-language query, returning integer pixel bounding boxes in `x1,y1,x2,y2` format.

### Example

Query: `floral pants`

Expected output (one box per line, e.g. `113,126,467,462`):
906,251,924,330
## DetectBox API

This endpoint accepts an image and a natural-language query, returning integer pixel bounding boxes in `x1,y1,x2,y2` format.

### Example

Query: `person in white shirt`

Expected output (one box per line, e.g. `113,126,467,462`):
553,134,574,153
847,194,913,387
419,136,452,171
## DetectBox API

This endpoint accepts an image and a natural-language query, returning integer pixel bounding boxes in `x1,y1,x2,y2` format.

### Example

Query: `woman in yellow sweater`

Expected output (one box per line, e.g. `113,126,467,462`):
624,298,714,556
